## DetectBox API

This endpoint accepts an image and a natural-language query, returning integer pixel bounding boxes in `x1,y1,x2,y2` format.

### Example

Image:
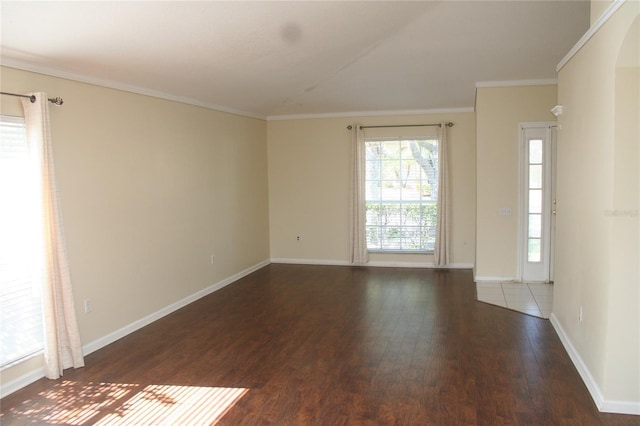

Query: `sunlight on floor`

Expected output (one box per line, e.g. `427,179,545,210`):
95,384,248,425
5,380,248,425
476,281,553,319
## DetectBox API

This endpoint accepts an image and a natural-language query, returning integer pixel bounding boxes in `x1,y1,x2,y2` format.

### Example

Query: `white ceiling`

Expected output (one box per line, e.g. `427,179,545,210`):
1,1,590,119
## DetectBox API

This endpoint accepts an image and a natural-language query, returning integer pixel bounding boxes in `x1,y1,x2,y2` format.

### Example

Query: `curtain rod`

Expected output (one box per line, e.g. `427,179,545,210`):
346,122,453,130
0,91,64,106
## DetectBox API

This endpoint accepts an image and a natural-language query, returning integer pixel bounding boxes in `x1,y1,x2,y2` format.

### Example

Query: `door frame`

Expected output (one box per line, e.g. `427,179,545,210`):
517,122,556,283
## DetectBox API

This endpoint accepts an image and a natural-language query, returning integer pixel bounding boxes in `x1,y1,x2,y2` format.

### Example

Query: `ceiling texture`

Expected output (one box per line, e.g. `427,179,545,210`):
1,1,590,119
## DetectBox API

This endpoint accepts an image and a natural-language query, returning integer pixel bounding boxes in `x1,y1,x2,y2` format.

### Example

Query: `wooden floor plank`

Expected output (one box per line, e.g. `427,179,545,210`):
1,264,637,425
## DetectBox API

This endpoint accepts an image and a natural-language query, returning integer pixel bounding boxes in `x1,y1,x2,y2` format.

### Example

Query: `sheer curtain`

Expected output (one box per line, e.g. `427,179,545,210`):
349,125,369,264
434,122,450,267
21,93,84,379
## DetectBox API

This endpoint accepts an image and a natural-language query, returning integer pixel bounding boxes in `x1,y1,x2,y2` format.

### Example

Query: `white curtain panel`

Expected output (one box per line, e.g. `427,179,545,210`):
21,93,84,379
349,125,369,264
434,122,450,267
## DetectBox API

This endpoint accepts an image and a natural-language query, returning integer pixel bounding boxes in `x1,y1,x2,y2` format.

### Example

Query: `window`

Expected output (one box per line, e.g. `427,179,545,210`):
527,138,543,262
365,138,438,252
0,115,44,368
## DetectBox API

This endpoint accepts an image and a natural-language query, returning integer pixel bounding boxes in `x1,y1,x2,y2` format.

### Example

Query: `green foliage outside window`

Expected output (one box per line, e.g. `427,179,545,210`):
366,202,437,251
365,138,438,252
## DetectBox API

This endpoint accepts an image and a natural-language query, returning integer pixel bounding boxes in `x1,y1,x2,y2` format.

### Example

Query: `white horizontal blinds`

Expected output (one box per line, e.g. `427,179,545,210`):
0,115,44,367
364,137,438,252
0,116,29,158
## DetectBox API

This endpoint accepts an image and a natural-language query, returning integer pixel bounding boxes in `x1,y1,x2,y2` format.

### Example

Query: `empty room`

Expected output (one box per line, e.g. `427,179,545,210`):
0,1,638,424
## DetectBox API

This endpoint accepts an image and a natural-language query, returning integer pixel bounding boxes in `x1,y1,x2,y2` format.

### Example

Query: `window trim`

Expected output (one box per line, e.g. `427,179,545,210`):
364,137,439,253
0,113,46,370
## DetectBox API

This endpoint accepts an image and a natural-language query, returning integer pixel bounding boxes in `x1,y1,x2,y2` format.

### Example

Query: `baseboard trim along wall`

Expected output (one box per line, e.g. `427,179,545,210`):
270,258,351,266
367,261,473,269
0,366,45,399
271,258,474,270
82,259,272,356
0,259,271,398
474,276,517,282
549,313,640,416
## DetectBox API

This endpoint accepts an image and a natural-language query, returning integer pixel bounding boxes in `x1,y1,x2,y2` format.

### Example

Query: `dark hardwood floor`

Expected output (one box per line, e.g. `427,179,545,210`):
1,264,637,425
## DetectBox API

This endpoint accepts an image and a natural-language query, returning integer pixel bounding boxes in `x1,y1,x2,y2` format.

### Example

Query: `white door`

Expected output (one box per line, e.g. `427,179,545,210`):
520,123,555,282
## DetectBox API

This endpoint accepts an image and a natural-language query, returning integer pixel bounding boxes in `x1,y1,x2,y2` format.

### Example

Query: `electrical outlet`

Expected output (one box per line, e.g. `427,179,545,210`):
296,236,301,241
84,299,92,314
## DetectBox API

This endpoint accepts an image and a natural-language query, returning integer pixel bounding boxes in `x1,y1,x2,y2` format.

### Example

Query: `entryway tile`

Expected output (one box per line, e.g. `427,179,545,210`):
475,281,553,319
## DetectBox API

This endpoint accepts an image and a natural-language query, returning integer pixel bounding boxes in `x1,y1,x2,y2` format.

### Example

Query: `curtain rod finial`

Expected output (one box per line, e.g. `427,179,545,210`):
347,125,353,130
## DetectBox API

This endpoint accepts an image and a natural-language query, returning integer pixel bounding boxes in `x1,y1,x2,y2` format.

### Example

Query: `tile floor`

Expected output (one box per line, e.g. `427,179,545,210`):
476,281,553,319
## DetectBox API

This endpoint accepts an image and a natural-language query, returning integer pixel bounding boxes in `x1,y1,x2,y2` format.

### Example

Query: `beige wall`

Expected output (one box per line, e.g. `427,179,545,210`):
0,67,270,386
267,112,476,266
555,1,639,407
475,85,558,279
591,0,614,26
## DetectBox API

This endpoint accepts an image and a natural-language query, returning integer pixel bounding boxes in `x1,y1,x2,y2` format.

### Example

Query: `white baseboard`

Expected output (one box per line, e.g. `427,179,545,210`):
601,400,640,416
474,275,517,282
270,258,351,266
271,258,473,270
549,313,606,409
0,259,271,398
550,313,640,415
0,366,45,399
83,259,271,356
368,261,473,269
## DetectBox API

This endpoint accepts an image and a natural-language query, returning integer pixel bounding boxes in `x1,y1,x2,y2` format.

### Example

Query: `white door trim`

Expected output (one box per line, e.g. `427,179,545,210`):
517,122,556,282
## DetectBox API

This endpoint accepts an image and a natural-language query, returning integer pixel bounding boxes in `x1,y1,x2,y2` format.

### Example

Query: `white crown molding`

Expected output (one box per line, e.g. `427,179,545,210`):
3,59,476,122
475,79,558,88
1,59,267,120
557,0,626,72
266,107,475,121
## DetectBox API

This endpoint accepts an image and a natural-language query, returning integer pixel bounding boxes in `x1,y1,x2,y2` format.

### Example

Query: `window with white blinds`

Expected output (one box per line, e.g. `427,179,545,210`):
0,115,45,368
365,138,439,252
